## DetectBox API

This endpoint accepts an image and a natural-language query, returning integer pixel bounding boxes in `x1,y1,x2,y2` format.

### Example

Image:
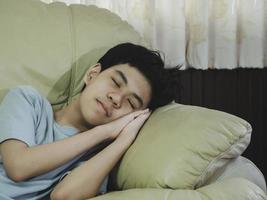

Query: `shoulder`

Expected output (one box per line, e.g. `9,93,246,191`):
7,85,49,108
9,85,40,95
8,85,42,99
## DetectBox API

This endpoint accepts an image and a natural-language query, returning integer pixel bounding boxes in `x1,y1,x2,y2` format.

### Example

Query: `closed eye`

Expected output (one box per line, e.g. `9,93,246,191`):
112,77,135,109
128,100,135,109
111,77,120,88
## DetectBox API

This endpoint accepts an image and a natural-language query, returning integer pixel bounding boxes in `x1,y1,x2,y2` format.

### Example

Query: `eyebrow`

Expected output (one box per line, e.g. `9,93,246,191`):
115,69,144,108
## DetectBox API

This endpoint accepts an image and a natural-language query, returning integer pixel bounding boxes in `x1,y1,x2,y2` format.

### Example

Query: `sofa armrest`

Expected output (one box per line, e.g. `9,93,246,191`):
89,178,267,200
203,156,267,193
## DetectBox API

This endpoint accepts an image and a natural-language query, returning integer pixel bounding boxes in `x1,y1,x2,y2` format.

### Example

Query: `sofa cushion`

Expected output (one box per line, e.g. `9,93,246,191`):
113,103,252,189
92,178,267,200
206,156,267,193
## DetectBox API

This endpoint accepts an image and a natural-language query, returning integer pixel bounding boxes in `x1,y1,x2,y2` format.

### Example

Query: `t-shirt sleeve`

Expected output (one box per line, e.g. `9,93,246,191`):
0,86,41,147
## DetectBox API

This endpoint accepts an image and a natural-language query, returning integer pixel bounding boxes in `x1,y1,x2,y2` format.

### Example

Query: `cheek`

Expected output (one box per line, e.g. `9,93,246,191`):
79,93,93,116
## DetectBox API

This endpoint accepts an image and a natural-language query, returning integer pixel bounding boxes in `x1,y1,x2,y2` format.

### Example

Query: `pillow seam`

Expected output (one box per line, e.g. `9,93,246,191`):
193,122,252,189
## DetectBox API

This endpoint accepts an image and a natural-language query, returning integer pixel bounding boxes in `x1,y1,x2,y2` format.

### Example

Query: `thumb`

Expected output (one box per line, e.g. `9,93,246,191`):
133,111,152,125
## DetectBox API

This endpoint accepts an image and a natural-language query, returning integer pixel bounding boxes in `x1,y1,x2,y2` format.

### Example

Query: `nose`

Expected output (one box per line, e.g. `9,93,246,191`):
108,92,122,108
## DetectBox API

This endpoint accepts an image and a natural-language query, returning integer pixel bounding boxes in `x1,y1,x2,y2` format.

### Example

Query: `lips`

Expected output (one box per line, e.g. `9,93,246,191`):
96,99,109,116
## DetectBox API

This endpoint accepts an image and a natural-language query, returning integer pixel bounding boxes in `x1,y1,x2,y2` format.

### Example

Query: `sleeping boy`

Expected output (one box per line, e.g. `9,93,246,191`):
0,43,178,200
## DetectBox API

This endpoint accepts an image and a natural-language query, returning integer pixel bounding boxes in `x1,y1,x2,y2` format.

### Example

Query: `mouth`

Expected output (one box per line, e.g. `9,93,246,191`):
96,99,108,117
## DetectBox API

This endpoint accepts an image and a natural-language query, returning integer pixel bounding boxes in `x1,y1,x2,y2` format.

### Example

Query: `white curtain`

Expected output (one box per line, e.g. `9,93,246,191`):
41,0,267,69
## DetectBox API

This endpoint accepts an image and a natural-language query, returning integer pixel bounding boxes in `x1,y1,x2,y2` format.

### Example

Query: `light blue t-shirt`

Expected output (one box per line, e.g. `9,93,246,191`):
0,86,108,200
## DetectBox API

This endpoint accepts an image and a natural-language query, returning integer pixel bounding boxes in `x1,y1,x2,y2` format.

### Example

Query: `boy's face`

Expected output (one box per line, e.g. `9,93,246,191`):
79,63,152,125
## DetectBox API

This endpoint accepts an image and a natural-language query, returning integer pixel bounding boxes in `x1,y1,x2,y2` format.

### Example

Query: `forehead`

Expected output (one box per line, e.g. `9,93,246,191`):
105,64,152,108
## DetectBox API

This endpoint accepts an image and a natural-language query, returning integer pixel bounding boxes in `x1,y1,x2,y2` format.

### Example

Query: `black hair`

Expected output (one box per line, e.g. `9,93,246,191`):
85,42,181,111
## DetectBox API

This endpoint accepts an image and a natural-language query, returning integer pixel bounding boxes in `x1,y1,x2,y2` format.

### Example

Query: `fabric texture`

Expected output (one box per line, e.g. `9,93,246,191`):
114,102,252,190
0,86,108,199
41,0,267,69
91,177,267,200
175,68,267,181
205,156,267,193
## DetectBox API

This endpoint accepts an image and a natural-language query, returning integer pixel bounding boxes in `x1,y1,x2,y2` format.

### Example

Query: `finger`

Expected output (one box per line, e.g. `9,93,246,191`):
134,111,151,121
123,109,145,118
135,108,149,115
131,112,151,128
133,109,149,117
142,111,151,118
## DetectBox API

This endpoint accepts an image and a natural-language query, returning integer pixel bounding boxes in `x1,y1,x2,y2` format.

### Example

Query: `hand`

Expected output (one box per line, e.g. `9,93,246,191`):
101,109,150,140
116,111,152,145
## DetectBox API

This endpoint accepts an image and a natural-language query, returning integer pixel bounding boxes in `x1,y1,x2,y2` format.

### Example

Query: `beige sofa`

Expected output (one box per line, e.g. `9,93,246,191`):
0,0,266,199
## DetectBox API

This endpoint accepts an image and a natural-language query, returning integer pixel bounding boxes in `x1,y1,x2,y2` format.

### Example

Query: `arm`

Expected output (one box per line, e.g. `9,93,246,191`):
0,126,109,182
50,134,132,200
0,86,111,182
0,109,147,182
50,110,151,200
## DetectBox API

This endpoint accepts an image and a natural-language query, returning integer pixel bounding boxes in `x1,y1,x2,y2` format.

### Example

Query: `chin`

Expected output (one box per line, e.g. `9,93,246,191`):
85,113,109,126
84,114,100,126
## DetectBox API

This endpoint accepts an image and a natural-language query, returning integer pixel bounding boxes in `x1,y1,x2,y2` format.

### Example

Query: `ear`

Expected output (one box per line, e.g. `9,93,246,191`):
83,63,102,85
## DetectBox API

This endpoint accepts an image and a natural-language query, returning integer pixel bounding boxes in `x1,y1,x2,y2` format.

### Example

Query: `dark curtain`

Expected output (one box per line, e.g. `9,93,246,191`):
175,68,267,180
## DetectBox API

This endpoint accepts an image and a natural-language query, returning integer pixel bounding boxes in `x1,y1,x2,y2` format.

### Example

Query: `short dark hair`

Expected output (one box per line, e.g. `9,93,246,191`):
86,42,180,111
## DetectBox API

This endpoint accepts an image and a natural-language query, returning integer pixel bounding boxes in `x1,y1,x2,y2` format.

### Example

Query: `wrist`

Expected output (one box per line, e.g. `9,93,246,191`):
112,139,132,154
115,134,134,149
92,125,113,141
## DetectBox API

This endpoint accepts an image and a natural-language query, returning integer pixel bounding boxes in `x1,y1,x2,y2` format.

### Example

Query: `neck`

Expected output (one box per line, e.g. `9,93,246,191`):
53,95,95,132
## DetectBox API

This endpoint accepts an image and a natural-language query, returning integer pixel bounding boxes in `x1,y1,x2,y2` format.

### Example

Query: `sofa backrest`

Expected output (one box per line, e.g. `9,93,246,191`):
0,0,146,108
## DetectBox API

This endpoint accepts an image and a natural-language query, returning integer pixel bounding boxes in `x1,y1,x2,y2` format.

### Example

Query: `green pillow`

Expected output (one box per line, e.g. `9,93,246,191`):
114,103,251,190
